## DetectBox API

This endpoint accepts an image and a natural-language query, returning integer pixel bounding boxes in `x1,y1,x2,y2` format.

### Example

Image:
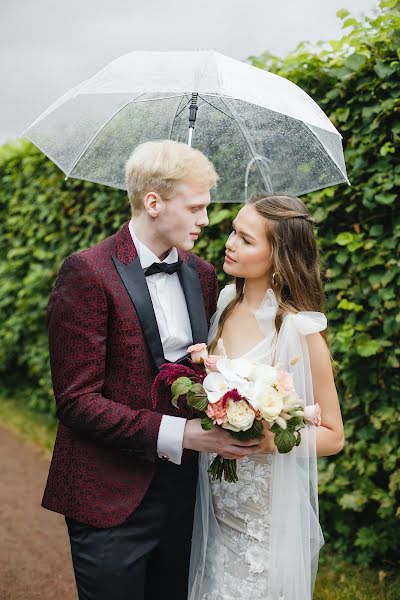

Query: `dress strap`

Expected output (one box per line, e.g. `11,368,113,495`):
287,311,327,335
217,284,236,310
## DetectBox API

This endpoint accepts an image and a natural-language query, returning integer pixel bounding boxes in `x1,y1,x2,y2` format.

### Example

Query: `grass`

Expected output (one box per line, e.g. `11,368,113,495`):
0,396,57,457
0,395,399,599
315,556,400,600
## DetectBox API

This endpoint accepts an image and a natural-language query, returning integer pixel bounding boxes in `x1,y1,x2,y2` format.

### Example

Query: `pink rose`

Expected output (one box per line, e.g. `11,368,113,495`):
204,354,220,372
206,400,228,425
187,343,208,364
304,403,322,426
276,370,294,393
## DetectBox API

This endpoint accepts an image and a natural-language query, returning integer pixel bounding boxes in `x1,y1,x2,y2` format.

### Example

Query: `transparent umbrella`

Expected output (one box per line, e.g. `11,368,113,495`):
22,50,349,202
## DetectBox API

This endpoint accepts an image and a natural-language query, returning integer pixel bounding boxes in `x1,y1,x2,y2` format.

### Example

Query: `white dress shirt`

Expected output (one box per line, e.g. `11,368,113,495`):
129,221,192,464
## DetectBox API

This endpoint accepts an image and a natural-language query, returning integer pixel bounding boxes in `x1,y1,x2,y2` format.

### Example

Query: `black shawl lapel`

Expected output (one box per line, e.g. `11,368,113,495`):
178,255,209,345
112,255,166,369
112,224,166,369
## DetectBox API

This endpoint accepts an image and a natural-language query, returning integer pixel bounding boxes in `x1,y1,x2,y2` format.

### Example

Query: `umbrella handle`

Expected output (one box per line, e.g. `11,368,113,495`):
187,92,199,147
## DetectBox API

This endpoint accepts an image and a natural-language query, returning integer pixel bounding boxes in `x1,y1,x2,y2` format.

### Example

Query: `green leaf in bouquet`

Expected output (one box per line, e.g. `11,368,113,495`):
187,383,208,412
233,418,264,441
287,415,304,431
171,376,192,408
275,429,296,453
270,423,282,434
201,416,214,431
295,431,302,446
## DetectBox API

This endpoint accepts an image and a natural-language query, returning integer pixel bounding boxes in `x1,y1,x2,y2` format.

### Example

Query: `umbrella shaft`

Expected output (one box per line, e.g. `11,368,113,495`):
188,128,193,147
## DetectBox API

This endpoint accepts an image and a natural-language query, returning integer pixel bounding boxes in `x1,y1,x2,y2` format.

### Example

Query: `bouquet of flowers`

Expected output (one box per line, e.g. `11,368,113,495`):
151,343,321,483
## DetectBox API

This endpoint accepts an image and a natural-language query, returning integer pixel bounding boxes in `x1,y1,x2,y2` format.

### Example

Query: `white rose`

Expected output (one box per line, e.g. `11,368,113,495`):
249,364,277,386
224,399,255,432
256,387,284,422
283,390,304,411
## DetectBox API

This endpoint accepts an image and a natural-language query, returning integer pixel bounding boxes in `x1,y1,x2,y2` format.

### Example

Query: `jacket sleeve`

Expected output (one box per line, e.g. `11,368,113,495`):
47,253,162,462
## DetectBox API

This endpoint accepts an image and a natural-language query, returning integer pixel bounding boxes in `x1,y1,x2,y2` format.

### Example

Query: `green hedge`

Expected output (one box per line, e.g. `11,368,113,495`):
0,1,399,566
246,2,400,567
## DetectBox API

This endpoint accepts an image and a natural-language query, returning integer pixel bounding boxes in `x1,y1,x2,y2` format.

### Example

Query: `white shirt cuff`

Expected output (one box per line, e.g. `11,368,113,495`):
157,415,186,465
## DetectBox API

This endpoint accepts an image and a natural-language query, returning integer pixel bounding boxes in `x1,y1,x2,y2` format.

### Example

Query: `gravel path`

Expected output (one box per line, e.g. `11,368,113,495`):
0,424,76,599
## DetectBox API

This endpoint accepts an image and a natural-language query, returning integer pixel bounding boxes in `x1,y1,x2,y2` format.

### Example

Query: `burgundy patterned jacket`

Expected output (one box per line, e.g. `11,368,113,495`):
41,222,218,527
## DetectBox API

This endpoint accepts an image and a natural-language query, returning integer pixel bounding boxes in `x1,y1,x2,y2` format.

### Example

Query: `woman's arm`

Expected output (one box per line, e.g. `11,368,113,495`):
307,333,345,457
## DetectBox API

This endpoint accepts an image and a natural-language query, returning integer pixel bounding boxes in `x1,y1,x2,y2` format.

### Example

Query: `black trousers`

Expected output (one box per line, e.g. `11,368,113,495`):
65,457,198,600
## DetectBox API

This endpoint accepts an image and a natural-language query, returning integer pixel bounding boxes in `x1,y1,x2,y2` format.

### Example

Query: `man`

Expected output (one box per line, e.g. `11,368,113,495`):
42,140,260,600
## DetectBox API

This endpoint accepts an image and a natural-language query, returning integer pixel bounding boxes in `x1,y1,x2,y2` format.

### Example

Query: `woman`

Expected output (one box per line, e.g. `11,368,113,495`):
189,193,344,600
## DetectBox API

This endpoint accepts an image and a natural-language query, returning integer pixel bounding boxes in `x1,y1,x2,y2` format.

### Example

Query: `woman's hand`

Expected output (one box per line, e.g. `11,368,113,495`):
253,421,277,454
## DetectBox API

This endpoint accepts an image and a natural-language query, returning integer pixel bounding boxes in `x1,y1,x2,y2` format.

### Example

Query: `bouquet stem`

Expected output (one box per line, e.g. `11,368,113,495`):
208,454,238,483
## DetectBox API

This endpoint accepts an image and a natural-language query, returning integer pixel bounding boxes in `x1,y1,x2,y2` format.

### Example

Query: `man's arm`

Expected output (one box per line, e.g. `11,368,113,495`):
48,253,162,462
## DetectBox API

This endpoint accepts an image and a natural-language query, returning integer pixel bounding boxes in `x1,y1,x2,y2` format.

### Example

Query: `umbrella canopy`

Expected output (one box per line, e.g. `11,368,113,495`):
23,50,349,202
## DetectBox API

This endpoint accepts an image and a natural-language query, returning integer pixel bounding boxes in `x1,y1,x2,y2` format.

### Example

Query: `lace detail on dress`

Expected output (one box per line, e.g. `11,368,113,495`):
201,455,274,600
191,287,325,600
198,287,302,600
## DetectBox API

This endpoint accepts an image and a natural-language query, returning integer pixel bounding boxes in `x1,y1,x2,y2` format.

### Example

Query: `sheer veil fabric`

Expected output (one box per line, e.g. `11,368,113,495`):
189,285,326,600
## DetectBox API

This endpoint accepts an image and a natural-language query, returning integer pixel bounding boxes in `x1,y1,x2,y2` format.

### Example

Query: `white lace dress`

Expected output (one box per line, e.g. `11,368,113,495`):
189,285,326,600
202,289,278,600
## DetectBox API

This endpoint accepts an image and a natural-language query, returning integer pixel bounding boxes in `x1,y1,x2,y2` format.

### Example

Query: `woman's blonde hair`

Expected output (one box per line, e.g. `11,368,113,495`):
125,140,219,214
209,192,327,352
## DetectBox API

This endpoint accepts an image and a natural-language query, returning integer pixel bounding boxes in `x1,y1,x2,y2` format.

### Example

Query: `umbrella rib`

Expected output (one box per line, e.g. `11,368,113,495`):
168,95,189,140
299,121,350,185
198,95,234,120
173,95,192,121
65,93,146,179
129,94,187,103
219,96,273,193
169,94,234,142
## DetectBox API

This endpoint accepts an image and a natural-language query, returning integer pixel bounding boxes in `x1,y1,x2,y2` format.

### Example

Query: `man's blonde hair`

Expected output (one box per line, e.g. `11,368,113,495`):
125,140,219,214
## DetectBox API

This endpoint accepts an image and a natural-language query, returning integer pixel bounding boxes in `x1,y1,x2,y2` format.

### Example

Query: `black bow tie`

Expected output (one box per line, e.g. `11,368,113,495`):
144,260,182,277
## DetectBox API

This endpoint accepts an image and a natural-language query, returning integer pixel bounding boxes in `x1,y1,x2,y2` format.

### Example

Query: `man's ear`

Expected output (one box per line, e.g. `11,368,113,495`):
143,192,161,218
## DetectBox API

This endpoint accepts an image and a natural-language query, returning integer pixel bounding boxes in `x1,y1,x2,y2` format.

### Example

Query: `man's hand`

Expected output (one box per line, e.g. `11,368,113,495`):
183,419,262,459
